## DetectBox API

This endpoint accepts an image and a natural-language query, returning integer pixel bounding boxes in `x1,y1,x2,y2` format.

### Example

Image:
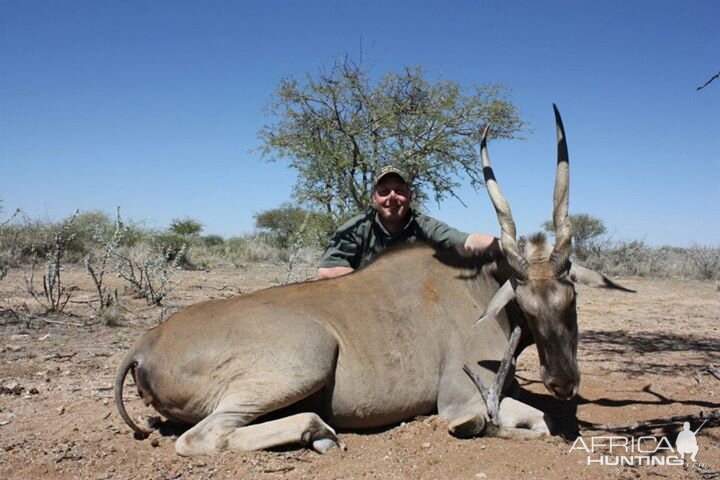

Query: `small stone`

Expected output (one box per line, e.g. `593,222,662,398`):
57,406,65,415
29,387,39,395
475,473,487,479
150,438,160,448
6,345,22,352
421,442,431,449
2,382,24,395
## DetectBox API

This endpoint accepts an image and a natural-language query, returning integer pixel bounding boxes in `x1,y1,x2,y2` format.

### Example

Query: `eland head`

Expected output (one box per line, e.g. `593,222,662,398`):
477,105,633,400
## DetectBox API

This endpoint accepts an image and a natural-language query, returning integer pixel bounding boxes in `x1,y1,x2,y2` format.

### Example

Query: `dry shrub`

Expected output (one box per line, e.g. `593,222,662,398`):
24,211,80,313
186,234,321,269
685,243,720,280
582,240,720,280
113,243,184,306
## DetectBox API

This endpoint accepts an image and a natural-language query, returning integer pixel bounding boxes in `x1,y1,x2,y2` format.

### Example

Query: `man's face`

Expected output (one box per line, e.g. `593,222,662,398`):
372,174,412,226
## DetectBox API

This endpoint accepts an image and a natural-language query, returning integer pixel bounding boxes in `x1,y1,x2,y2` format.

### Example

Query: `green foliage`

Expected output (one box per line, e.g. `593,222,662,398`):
255,203,307,245
71,210,114,238
4,209,716,283
258,57,525,220
151,232,192,268
202,234,225,247
70,210,147,247
63,211,114,260
169,217,204,237
543,213,607,261
117,221,147,247
0,210,140,265
10,213,88,263
254,203,333,248
146,217,205,269
0,206,21,280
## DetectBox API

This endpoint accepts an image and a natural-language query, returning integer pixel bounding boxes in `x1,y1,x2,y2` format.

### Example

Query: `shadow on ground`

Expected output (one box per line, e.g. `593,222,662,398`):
580,329,720,375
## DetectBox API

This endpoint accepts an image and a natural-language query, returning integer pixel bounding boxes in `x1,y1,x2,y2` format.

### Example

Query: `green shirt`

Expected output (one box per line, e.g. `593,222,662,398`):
318,209,469,269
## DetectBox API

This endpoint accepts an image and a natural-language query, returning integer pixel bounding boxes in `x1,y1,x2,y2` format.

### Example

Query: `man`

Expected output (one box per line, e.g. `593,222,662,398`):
317,166,499,279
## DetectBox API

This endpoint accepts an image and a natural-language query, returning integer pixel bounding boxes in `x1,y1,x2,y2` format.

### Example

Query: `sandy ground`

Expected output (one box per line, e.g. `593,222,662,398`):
1,264,719,479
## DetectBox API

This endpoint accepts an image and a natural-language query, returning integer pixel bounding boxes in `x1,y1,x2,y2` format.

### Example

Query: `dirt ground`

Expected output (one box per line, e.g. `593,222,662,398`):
1,264,719,480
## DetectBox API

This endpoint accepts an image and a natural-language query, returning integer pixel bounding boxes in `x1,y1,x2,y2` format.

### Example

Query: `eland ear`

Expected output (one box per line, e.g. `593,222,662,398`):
568,264,636,292
475,280,516,326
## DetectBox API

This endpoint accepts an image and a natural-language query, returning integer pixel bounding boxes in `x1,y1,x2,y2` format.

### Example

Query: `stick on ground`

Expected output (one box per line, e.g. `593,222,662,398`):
463,326,522,420
581,409,720,433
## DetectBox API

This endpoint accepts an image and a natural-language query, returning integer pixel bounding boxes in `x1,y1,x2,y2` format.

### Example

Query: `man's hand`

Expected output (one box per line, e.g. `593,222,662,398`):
460,233,501,258
317,266,355,280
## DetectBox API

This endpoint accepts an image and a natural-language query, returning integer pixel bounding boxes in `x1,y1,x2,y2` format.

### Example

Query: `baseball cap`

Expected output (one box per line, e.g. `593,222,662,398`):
374,165,409,188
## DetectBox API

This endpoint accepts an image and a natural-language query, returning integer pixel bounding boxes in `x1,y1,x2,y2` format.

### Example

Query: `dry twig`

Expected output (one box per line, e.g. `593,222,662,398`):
706,364,720,381
581,409,720,433
463,326,521,421
697,70,720,91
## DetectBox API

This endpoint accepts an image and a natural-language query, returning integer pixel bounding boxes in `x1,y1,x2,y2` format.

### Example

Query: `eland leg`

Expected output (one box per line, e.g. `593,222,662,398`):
438,365,493,438
456,327,550,438
175,411,341,456
445,392,491,438
174,328,341,456
495,397,551,439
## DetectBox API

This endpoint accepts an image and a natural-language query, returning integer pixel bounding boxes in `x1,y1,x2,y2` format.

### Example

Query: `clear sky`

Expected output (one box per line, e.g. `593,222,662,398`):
1,1,718,246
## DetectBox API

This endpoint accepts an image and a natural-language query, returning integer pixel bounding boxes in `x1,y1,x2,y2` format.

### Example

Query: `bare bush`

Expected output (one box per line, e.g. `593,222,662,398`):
582,240,720,280
84,208,125,323
114,243,186,307
284,225,306,284
686,243,720,280
24,210,80,313
0,208,22,280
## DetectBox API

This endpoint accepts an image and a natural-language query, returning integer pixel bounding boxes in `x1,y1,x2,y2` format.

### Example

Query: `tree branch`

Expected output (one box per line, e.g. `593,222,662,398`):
581,409,720,433
697,70,720,91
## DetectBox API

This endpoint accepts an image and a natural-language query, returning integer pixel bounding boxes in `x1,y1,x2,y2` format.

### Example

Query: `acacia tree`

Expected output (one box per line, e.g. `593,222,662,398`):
255,203,335,248
542,213,607,260
255,203,311,248
258,58,526,223
169,218,203,237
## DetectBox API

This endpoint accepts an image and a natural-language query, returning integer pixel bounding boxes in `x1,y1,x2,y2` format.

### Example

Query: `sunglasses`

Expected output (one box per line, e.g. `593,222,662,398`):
374,185,410,197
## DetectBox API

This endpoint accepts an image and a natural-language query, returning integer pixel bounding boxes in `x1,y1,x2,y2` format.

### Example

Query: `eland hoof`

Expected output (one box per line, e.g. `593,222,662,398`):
312,437,343,454
449,414,488,438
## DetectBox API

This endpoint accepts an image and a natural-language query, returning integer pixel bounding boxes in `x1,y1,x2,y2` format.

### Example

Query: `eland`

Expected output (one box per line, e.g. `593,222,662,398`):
115,105,632,455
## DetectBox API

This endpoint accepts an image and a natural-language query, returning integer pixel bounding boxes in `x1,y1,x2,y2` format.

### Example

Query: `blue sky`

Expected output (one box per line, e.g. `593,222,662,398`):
1,1,718,246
